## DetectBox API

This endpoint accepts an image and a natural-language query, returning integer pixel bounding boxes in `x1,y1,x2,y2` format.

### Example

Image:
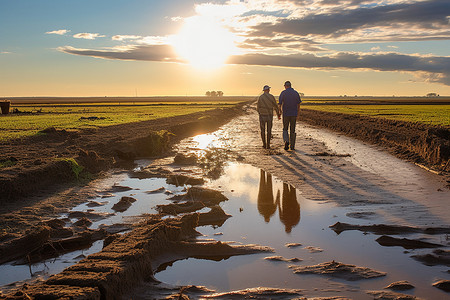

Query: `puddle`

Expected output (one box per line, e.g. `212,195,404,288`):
154,162,449,299
1,122,449,299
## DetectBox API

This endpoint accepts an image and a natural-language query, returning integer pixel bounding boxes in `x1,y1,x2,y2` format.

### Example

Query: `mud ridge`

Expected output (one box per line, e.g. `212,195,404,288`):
330,221,450,235
0,103,249,202
301,109,450,174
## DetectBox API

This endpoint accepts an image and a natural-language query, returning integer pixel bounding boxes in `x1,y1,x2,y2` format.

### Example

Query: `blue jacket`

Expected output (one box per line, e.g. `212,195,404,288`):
279,88,301,116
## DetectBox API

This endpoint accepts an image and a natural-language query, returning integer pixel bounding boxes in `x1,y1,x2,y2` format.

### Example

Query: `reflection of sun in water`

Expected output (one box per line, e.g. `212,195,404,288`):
172,16,237,70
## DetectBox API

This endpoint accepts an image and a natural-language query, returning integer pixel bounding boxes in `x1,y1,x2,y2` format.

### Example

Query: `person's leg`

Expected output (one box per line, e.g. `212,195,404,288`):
266,116,273,149
289,117,296,150
282,116,289,150
259,114,267,148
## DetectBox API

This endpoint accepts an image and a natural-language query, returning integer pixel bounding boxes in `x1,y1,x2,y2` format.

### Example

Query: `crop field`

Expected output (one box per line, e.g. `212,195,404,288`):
303,104,450,126
0,101,243,141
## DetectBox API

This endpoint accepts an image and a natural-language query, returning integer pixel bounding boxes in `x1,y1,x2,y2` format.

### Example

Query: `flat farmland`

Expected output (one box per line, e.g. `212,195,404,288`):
0,100,244,141
302,97,450,126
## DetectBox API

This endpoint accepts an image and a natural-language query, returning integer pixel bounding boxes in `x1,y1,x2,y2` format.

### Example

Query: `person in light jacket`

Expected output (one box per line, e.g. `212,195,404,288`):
257,85,281,149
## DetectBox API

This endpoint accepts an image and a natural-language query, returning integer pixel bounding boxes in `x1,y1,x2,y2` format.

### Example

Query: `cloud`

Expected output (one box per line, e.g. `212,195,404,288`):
0,51,11,54
227,51,450,85
58,42,450,86
73,33,106,40
249,0,450,42
112,35,142,41
58,45,183,63
46,29,70,35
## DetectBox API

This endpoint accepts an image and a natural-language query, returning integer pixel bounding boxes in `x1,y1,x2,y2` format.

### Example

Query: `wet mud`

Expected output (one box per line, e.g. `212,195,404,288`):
330,221,450,235
375,235,444,249
0,212,272,299
0,103,247,201
289,261,387,281
1,102,450,299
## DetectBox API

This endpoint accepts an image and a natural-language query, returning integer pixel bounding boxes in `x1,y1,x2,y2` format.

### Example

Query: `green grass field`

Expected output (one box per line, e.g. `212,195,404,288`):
0,101,242,141
303,104,450,126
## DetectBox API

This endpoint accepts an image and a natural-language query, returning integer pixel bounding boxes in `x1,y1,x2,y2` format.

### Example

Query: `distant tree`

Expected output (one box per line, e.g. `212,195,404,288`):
205,91,211,97
210,91,217,97
217,91,224,97
299,92,305,97
426,93,438,97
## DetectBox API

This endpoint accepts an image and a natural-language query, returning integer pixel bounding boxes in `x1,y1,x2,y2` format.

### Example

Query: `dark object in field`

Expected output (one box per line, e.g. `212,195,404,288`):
289,260,386,281
376,235,442,249
433,280,450,292
330,221,450,235
412,249,450,266
0,100,11,114
384,280,415,291
112,196,137,212
79,116,107,121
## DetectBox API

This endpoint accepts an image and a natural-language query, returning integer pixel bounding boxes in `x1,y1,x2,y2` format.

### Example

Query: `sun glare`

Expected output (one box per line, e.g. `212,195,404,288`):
172,16,237,70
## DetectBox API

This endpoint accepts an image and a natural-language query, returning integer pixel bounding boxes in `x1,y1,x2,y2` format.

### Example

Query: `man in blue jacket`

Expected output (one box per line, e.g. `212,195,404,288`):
278,81,302,151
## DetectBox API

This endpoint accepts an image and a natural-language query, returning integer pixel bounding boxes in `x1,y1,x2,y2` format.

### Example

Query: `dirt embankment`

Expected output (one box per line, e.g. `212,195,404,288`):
0,213,272,300
0,103,249,202
301,109,450,173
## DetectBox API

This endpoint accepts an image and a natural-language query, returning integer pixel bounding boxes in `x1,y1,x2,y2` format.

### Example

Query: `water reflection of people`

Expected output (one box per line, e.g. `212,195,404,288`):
278,183,300,233
257,170,279,222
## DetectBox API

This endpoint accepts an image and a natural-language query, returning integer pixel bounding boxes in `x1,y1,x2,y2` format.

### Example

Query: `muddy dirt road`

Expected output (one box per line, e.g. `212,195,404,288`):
1,103,449,299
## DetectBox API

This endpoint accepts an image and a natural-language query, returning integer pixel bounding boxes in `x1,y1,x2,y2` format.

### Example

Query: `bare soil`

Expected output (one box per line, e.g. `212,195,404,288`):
0,103,247,202
1,101,449,299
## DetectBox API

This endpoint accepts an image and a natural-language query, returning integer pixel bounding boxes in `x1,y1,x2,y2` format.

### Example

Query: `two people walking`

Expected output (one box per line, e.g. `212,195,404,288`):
257,81,302,150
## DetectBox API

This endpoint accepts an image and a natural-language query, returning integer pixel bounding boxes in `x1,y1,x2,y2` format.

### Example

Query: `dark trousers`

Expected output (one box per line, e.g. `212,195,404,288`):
259,114,273,147
282,116,297,149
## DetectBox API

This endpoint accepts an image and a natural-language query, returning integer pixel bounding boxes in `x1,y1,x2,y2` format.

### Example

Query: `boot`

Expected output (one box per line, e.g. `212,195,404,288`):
283,129,289,150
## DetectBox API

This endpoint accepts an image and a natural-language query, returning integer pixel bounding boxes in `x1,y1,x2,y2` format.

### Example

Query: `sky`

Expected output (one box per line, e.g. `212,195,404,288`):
0,0,449,97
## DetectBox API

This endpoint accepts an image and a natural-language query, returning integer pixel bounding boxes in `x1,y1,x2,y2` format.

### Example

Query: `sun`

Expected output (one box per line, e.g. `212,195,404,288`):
172,16,237,70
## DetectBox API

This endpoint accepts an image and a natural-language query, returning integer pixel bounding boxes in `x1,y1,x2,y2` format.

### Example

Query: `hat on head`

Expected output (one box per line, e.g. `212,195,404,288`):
263,85,270,91
284,81,291,87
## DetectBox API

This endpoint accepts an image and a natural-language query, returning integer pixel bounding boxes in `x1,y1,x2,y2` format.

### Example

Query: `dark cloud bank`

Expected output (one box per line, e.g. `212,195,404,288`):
60,44,450,86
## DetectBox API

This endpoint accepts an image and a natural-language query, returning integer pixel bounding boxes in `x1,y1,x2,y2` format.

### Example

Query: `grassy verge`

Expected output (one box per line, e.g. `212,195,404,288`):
303,104,450,126
0,102,240,141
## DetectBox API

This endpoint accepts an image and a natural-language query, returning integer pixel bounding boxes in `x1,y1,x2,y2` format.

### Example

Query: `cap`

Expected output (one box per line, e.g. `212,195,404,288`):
263,85,270,90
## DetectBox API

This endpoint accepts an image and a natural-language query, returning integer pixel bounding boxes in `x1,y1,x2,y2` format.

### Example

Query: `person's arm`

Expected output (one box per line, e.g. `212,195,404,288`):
270,95,281,119
278,92,283,116
296,92,301,120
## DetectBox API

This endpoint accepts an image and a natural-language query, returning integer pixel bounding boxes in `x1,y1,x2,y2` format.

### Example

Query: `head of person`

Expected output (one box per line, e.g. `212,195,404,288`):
263,85,271,93
284,81,291,89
